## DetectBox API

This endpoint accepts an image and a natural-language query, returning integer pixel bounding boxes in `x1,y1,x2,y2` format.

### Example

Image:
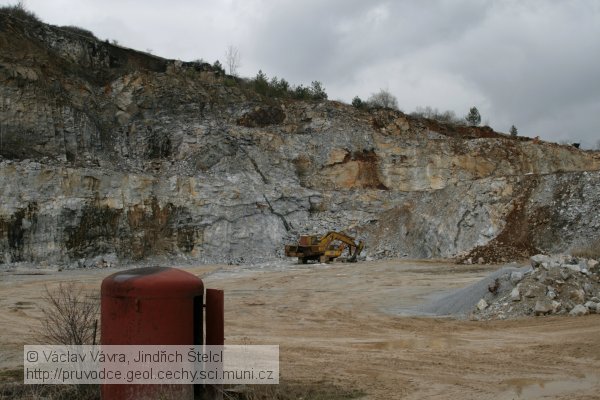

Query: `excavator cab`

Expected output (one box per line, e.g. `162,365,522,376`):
298,235,319,246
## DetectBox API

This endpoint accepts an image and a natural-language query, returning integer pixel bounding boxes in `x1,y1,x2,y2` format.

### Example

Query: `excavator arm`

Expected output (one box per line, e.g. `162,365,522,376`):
318,232,364,263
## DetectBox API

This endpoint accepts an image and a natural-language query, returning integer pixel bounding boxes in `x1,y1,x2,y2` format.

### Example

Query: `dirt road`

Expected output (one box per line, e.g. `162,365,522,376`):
1,259,599,399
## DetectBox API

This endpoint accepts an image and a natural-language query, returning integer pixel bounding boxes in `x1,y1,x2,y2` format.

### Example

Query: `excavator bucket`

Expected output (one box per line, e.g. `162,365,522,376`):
348,240,364,262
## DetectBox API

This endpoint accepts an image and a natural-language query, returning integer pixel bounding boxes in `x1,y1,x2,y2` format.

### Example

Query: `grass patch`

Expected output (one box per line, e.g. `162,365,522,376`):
224,381,365,400
0,368,99,400
0,383,99,400
0,380,364,400
571,238,600,260
60,25,97,40
0,368,22,383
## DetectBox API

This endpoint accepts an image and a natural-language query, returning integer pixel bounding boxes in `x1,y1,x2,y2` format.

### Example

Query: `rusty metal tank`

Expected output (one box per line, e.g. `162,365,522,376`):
101,267,204,399
101,266,204,345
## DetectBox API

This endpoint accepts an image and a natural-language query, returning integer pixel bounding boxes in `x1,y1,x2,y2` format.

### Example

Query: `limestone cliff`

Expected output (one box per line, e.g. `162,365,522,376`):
1,13,599,267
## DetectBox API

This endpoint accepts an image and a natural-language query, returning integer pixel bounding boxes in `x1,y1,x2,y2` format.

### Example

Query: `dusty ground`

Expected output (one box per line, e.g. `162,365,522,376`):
1,259,599,399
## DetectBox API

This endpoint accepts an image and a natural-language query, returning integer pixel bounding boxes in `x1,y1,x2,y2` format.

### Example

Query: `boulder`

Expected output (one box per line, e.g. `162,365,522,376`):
488,278,500,294
534,300,554,315
476,299,488,311
510,287,521,301
530,254,550,269
551,301,561,313
584,301,598,313
560,269,572,281
524,284,543,298
549,259,563,269
537,271,548,282
565,264,581,273
569,304,589,316
542,275,556,285
510,271,523,285
569,288,586,303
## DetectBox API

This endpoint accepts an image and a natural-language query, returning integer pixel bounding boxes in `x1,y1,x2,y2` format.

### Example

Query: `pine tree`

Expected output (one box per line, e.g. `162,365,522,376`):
309,81,327,100
465,107,481,126
509,125,518,136
253,70,269,95
352,96,363,108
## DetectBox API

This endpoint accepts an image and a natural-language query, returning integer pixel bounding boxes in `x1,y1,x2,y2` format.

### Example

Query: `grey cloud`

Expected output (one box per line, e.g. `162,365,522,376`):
247,0,489,83
437,1,600,144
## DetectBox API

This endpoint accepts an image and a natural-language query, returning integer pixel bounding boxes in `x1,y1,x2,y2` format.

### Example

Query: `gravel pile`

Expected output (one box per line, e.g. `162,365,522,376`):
473,254,600,320
417,265,530,317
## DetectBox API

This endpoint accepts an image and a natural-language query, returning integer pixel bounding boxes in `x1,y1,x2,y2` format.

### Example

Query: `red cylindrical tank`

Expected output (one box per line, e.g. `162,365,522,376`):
101,267,204,400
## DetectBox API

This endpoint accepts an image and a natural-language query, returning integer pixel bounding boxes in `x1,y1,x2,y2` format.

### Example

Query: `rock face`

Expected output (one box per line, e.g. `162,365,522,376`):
1,14,600,266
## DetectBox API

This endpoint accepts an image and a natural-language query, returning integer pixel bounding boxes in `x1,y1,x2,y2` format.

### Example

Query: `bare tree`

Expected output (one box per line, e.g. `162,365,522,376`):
367,89,398,110
225,45,241,76
38,282,99,345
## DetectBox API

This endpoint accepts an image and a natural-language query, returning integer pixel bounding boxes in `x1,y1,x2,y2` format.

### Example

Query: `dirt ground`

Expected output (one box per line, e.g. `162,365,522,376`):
1,259,599,399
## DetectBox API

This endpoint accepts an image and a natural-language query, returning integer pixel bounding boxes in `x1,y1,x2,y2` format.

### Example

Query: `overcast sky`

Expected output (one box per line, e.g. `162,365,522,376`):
6,0,600,148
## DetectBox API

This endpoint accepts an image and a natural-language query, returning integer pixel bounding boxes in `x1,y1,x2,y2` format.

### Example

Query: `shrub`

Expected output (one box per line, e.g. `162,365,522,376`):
291,84,311,100
212,60,225,75
352,96,364,109
270,76,290,96
367,89,398,110
0,1,41,23
27,282,101,399
411,106,465,125
38,282,99,345
247,69,327,100
309,81,327,100
224,76,238,87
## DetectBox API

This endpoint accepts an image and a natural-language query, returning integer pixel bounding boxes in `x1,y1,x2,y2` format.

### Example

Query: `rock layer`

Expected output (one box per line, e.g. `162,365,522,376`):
1,14,599,266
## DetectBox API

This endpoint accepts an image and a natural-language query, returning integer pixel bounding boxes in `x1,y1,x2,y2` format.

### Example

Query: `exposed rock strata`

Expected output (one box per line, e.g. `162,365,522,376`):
1,14,599,266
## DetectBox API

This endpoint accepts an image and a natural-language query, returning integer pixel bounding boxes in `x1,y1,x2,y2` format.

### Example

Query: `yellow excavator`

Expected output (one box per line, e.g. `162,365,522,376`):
284,231,364,264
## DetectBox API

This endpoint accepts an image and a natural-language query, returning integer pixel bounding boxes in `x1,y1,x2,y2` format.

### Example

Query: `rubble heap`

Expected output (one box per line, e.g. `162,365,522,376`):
473,254,600,319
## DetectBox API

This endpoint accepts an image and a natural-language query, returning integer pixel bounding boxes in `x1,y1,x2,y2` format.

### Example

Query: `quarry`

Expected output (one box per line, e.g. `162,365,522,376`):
1,8,600,400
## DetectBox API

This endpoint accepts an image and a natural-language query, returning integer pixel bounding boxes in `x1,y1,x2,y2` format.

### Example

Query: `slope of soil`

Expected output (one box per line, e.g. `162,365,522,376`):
1,260,599,399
